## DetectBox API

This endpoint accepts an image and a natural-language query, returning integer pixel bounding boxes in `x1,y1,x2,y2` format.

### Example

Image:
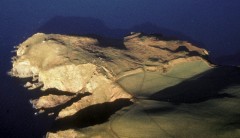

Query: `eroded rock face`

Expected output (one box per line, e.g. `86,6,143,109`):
10,32,212,135
30,94,75,109
47,129,79,138
39,64,97,93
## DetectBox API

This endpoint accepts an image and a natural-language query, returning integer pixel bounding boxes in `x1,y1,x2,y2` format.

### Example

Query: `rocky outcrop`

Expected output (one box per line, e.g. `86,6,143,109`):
47,67,240,138
47,129,79,138
30,94,75,109
10,32,212,129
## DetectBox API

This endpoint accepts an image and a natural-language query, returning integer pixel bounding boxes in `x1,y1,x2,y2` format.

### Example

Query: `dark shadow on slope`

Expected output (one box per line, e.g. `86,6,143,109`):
175,45,190,52
40,92,91,118
28,88,77,98
150,66,240,104
222,113,240,131
149,44,209,60
78,34,126,49
129,23,206,47
175,45,204,57
17,79,78,98
175,45,208,59
96,36,126,49
49,98,133,132
41,88,77,96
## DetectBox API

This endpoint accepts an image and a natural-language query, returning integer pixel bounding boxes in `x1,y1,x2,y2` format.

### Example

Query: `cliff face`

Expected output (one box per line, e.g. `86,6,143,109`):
10,32,213,136
10,32,211,118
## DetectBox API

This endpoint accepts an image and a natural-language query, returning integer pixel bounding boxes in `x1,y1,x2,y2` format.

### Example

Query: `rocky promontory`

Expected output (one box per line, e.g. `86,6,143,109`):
10,32,215,137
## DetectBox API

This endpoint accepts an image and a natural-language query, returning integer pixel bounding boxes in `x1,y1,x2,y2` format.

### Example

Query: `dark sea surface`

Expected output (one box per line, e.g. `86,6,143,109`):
1,0,240,137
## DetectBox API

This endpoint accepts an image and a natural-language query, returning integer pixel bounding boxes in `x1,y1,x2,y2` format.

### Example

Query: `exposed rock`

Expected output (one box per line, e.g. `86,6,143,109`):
48,112,54,116
24,81,43,90
38,109,45,114
47,69,240,138
24,82,32,88
10,32,213,136
47,129,80,138
30,94,75,109
28,82,43,90
47,127,115,138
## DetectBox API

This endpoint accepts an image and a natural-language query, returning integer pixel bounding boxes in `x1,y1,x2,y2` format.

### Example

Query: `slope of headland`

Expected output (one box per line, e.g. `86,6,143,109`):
11,32,237,138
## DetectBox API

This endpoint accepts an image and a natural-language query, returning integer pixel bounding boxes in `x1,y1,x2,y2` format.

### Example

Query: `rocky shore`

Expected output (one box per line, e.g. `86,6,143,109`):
10,32,218,137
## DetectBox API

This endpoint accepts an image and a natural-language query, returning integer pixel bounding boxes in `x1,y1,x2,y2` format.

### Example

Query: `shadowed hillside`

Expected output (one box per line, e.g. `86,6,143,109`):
150,66,240,104
37,16,205,48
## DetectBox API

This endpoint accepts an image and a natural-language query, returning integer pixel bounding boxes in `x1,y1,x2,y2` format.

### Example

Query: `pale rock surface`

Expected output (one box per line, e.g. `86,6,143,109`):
47,129,80,138
30,94,75,109
10,32,214,137
10,32,211,118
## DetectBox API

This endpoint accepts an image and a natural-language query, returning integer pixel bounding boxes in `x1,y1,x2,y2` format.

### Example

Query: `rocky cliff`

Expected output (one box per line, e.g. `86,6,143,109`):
10,32,214,137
